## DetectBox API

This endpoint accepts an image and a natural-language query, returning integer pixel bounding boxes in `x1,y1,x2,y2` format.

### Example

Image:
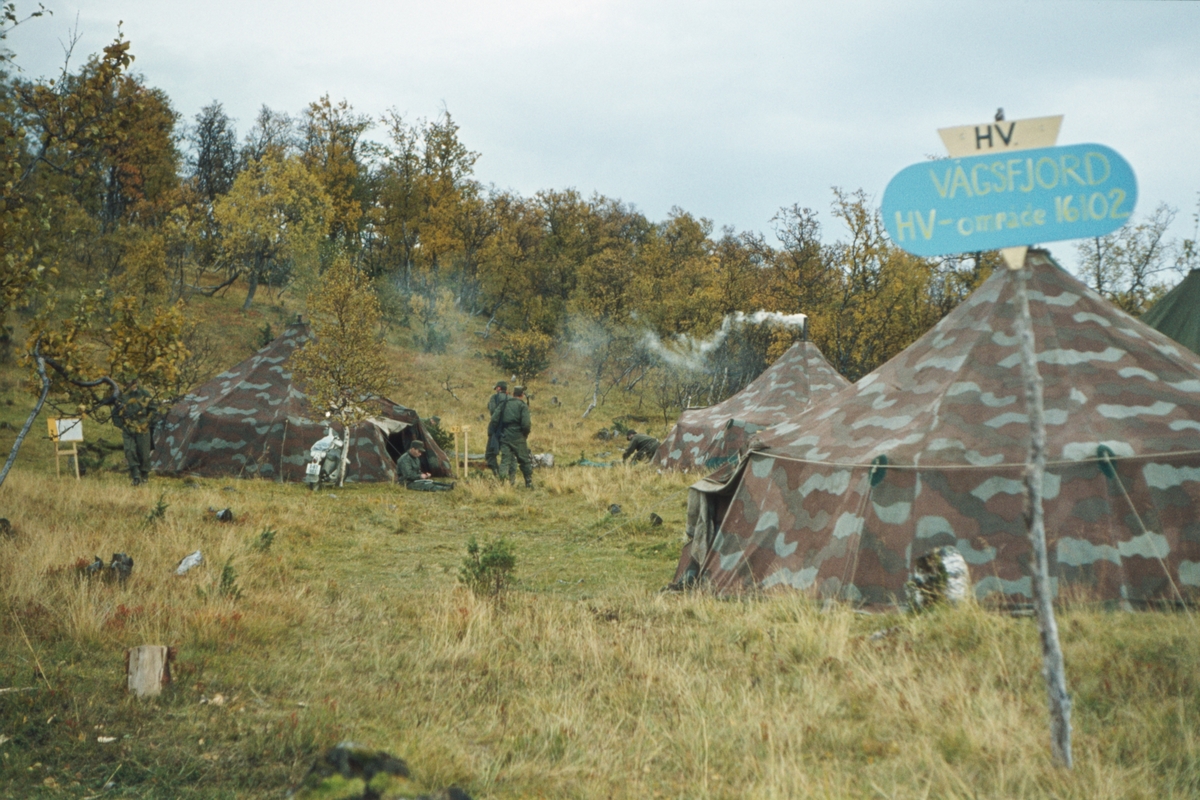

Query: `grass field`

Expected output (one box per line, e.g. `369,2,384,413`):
1,297,1199,799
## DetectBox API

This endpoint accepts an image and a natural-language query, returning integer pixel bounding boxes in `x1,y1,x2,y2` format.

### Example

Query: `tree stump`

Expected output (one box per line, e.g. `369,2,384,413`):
126,645,172,698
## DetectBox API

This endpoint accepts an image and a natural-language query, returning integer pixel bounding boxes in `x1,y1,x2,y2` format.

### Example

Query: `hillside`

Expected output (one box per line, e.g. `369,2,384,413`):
0,297,1197,799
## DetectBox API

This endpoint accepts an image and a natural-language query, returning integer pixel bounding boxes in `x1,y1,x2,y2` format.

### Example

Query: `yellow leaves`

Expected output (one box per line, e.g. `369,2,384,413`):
215,154,332,281
27,288,191,423
290,255,392,424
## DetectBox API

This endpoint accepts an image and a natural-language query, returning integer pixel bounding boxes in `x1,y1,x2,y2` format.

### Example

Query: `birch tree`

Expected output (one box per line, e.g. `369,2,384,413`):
289,255,392,486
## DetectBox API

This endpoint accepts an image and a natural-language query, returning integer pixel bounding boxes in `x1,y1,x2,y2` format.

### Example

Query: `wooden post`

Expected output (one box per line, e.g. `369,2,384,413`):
450,426,471,480
54,442,80,480
126,645,172,698
461,426,470,480
1013,253,1073,768
47,418,82,480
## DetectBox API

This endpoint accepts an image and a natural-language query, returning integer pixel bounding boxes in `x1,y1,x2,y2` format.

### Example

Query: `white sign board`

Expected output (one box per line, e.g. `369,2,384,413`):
55,418,84,442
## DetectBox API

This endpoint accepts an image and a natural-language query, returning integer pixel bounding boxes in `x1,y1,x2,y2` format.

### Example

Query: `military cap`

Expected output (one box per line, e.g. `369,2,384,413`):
410,440,427,451
513,386,526,397
495,380,508,391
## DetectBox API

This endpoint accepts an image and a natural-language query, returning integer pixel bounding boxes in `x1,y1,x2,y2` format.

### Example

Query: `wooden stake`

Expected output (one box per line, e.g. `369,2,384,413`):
450,426,471,480
1013,253,1073,768
461,426,470,480
126,645,171,699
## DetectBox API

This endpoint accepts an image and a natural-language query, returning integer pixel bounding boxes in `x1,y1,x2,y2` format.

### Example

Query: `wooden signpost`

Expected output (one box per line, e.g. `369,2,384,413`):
883,115,1137,270
879,114,1141,769
47,417,83,480
449,425,471,479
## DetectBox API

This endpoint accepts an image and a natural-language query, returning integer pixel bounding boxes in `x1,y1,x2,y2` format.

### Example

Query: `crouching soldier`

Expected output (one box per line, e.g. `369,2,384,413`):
623,430,660,464
397,440,455,492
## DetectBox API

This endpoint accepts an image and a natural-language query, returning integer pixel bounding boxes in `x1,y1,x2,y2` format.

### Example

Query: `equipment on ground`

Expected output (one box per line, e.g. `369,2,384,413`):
304,425,344,489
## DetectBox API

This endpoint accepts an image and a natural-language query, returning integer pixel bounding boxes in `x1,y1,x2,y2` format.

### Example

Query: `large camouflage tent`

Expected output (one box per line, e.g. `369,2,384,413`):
676,251,1200,607
152,322,452,482
654,340,849,472
1142,268,1200,356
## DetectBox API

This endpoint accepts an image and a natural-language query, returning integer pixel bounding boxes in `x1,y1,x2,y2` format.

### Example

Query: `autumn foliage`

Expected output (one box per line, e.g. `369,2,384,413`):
3,14,1188,426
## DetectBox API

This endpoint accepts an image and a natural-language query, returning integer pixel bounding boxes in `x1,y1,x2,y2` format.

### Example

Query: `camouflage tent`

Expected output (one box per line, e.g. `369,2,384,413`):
152,322,452,482
655,341,848,472
1142,268,1200,356
676,251,1200,607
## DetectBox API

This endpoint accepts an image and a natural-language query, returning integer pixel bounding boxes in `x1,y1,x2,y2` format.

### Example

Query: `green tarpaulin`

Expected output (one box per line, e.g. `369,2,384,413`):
1143,269,1200,355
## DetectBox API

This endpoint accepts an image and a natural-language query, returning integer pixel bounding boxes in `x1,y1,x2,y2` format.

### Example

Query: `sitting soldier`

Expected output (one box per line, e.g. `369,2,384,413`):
397,440,455,491
622,430,660,464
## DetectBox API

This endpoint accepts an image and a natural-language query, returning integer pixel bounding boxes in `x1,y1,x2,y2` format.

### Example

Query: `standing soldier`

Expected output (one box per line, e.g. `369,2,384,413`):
491,385,533,488
622,430,661,464
114,379,153,486
485,381,508,476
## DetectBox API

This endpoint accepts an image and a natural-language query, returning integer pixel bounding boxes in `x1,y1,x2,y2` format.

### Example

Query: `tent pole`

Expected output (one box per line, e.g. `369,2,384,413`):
1014,252,1073,769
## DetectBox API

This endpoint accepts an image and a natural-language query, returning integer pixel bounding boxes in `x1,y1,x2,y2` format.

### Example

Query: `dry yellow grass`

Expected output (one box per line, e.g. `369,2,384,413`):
1,298,1198,798
1,463,1198,799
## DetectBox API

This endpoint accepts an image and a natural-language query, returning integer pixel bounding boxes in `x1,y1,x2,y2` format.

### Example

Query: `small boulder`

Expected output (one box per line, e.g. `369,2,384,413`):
108,553,133,584
905,546,970,611
291,741,475,799
292,741,409,799
175,550,203,575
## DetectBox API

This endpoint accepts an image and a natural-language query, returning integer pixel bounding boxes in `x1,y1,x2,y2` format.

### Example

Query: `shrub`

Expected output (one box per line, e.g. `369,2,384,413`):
422,417,454,453
145,493,169,524
254,528,277,552
458,536,516,598
487,330,553,384
257,322,275,349
218,557,243,600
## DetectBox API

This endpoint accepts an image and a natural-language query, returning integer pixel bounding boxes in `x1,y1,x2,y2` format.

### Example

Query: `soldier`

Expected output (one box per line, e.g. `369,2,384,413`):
114,379,154,486
397,440,455,492
491,385,533,488
622,430,660,464
485,381,509,476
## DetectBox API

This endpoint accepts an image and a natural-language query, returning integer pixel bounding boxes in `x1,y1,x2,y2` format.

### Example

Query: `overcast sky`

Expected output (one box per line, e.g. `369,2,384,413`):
10,0,1200,265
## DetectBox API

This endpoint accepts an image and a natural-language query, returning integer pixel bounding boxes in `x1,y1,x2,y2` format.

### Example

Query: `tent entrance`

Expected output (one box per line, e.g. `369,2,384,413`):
672,460,747,585
371,418,413,465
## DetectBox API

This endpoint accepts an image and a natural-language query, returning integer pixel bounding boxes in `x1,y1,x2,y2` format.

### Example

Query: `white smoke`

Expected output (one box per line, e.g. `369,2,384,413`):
643,310,807,372
733,310,808,328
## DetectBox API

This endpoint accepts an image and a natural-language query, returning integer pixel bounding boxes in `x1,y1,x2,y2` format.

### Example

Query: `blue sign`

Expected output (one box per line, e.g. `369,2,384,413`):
881,143,1137,257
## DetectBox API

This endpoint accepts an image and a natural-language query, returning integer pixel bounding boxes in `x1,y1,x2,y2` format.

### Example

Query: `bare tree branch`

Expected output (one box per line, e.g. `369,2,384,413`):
0,341,51,490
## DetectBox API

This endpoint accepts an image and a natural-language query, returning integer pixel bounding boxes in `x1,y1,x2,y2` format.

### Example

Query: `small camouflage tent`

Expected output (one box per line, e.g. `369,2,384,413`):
655,340,848,472
152,322,452,482
1142,268,1200,356
676,250,1200,606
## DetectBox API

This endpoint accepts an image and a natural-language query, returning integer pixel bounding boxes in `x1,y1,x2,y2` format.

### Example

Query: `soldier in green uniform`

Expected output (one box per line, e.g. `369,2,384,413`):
114,379,154,486
485,381,508,476
490,385,533,488
623,430,660,464
397,440,455,491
